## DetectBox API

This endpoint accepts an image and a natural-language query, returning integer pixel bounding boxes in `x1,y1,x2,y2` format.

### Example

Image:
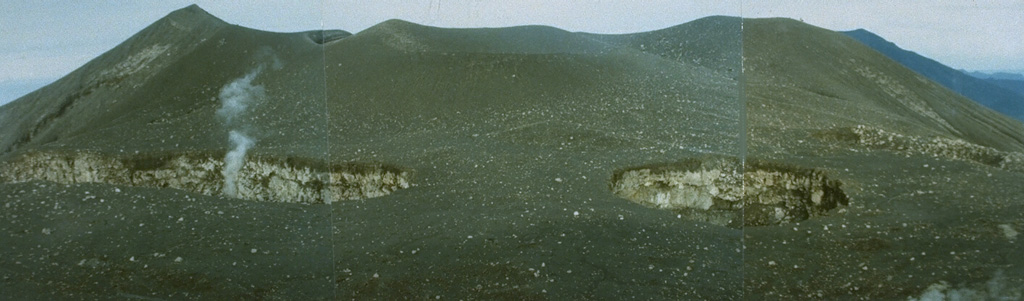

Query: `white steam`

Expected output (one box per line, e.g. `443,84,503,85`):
222,130,255,197
216,49,280,197
216,66,265,125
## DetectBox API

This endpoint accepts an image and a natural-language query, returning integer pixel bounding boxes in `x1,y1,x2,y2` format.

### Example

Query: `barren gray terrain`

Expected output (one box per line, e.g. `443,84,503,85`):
1,5,1022,300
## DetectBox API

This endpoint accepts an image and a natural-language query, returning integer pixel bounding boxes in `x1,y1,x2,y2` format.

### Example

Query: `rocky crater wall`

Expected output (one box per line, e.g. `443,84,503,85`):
611,158,849,227
0,151,411,204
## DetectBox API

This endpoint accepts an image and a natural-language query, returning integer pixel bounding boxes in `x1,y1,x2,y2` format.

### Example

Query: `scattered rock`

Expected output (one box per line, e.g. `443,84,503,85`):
816,125,1024,172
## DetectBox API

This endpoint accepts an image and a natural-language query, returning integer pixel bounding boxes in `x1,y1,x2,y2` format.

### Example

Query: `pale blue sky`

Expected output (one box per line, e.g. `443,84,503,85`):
1,1,1022,105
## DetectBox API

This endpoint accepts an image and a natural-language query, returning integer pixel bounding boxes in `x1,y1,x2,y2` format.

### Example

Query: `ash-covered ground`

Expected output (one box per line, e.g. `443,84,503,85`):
2,6,1023,300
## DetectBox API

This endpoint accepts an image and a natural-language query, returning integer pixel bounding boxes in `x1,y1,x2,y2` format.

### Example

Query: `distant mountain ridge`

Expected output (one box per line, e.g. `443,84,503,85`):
966,71,1024,81
843,29,1024,122
963,71,1024,97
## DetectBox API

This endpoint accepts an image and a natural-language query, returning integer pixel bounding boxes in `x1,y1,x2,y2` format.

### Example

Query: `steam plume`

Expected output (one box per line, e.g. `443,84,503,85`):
216,48,281,197
216,66,265,126
222,130,254,197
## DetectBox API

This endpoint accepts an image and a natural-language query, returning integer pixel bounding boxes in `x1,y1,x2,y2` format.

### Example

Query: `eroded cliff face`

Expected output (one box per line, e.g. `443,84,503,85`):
0,151,411,204
740,167,849,226
611,158,848,227
610,160,743,212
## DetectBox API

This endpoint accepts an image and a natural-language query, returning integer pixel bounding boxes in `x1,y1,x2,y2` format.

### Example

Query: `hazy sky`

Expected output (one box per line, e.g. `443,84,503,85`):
1,0,1021,105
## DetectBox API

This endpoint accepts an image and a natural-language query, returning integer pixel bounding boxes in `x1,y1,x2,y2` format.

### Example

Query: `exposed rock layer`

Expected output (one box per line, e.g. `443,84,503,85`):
611,158,848,227
817,125,1024,172
0,151,411,204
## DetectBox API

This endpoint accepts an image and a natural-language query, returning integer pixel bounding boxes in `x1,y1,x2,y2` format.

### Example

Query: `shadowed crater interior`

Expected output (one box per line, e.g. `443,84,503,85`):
610,157,848,228
305,30,351,44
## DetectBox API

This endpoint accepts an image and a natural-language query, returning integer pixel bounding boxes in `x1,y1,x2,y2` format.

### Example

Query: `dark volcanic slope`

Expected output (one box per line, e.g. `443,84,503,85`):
744,18,1024,153
321,18,744,299
584,16,742,77
0,5,745,300
0,5,228,157
2,7,1023,300
744,18,1024,299
343,19,616,54
844,29,1024,122
0,5,341,160
326,18,739,152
